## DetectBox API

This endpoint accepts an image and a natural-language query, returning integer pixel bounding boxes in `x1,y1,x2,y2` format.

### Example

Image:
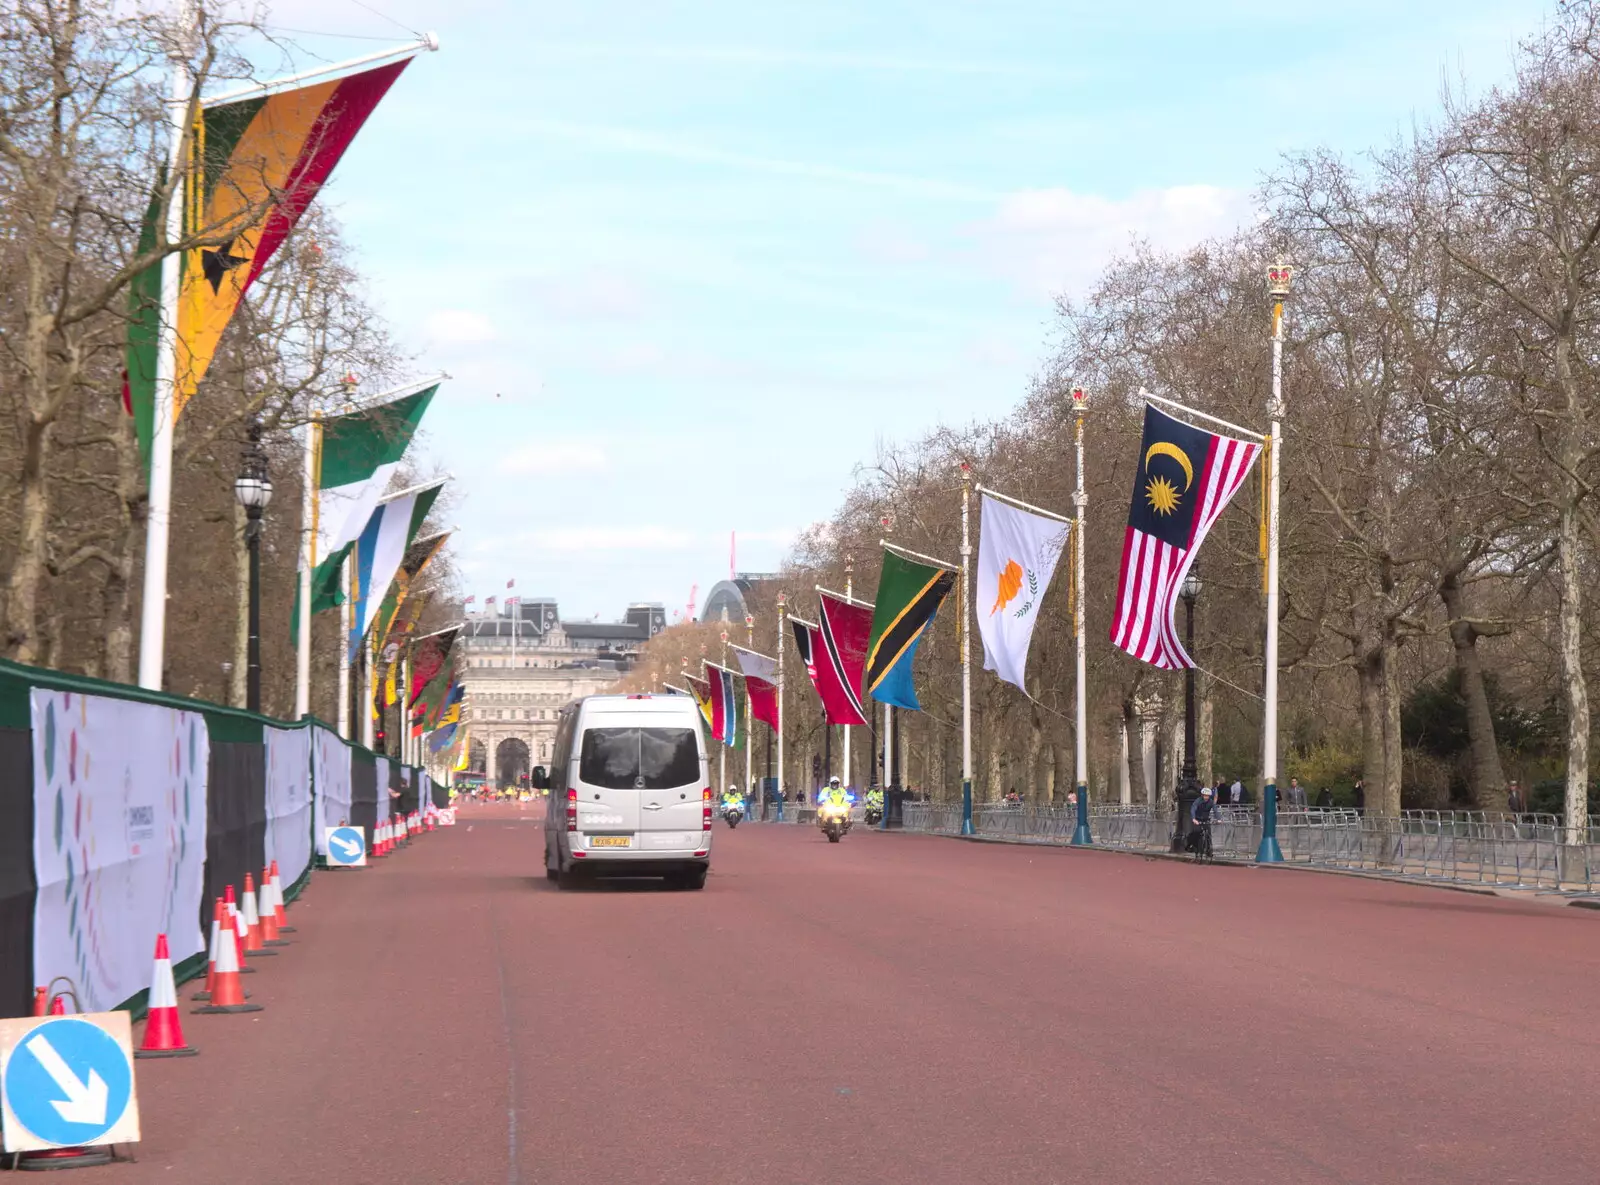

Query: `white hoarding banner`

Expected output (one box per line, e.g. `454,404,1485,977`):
311,727,352,857
264,726,313,885
31,691,208,1012
374,756,391,818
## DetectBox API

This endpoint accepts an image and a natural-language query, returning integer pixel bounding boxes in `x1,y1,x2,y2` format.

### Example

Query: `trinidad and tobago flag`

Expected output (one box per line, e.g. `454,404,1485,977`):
1111,403,1260,669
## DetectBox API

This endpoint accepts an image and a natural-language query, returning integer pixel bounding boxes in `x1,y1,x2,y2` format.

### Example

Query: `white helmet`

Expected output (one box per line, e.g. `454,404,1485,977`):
828,776,842,788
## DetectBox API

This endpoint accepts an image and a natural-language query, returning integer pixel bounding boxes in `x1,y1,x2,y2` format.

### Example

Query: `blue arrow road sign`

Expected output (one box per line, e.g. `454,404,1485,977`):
4,1017,132,1148
327,825,366,866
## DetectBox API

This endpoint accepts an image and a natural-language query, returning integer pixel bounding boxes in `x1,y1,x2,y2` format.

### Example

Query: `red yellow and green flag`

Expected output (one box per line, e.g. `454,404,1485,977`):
126,57,414,461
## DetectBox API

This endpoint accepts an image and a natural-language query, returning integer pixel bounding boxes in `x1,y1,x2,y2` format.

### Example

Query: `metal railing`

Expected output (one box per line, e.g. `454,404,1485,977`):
890,801,1600,894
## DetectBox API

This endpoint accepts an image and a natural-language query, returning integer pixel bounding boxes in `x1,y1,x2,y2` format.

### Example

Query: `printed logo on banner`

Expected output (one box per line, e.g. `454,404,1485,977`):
126,804,155,853
0,1013,141,1152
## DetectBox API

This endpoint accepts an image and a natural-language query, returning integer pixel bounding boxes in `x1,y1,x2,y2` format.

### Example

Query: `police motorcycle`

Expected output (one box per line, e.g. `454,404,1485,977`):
817,777,854,843
863,787,884,827
720,784,745,829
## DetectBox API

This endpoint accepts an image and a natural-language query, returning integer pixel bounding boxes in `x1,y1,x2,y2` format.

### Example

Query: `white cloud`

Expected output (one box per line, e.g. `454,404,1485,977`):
499,442,609,476
424,309,497,344
520,526,695,553
527,269,649,321
978,184,1252,299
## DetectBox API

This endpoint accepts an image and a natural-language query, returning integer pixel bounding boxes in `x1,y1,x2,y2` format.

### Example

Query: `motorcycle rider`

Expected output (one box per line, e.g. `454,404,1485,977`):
721,783,744,813
821,777,849,811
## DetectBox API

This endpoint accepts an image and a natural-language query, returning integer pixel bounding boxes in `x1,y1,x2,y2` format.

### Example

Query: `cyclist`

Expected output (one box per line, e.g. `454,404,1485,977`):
1188,783,1216,858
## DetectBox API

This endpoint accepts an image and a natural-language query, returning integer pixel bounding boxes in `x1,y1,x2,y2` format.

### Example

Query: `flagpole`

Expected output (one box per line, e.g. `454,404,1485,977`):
719,631,729,794
960,463,974,836
363,631,376,749
402,650,411,764
337,558,351,738
202,35,439,108
296,414,319,717
843,556,853,792
776,592,787,821
136,6,195,690
879,525,891,830
1257,264,1291,864
744,613,754,814
1071,389,1092,845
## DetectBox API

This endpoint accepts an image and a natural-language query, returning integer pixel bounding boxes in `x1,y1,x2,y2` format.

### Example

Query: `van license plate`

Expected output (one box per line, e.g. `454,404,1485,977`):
590,836,631,847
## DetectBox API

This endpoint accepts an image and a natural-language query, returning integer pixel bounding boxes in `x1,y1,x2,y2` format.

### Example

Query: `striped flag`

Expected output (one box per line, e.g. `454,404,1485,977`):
1111,403,1260,669
706,664,737,748
817,592,871,726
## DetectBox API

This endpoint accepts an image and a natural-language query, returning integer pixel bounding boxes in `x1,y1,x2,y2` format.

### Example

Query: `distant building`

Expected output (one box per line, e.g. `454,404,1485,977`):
700,573,780,623
430,598,667,786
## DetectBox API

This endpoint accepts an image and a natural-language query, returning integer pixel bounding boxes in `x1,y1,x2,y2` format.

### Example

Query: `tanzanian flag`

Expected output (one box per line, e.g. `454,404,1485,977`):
125,57,415,463
865,548,956,711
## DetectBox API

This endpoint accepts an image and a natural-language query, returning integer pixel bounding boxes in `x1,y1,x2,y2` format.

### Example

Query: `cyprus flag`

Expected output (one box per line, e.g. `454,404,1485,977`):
976,494,1070,691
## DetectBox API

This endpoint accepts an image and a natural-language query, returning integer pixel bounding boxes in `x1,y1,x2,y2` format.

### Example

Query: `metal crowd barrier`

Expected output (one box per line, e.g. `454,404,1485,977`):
893,800,1600,893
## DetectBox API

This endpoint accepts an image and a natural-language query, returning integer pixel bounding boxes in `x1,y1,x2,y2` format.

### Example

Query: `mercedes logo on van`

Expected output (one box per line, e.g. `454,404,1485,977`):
633,776,646,788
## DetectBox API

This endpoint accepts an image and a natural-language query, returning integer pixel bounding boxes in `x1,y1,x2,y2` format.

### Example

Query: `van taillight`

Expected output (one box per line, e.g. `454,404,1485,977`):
566,787,577,832
702,787,712,831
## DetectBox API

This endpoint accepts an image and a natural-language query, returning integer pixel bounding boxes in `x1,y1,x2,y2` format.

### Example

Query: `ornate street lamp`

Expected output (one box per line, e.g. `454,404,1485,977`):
1170,569,1202,851
234,419,273,713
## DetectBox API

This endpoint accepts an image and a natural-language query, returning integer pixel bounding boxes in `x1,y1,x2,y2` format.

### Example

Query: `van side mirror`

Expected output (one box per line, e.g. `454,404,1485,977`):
530,766,549,791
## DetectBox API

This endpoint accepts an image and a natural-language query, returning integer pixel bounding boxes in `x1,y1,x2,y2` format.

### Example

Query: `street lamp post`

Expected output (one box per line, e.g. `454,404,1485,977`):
1170,570,1201,851
234,419,273,714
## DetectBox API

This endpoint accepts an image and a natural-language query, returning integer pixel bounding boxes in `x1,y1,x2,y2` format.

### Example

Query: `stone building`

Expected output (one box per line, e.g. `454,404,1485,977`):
429,599,667,787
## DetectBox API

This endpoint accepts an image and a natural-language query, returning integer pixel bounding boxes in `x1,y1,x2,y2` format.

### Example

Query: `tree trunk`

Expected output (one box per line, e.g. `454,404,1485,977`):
1357,633,1387,813
1197,674,1214,786
1122,700,1148,807
1378,634,1404,818
1557,498,1590,845
1438,564,1506,808
4,415,53,664
1118,716,1132,805
1024,714,1042,803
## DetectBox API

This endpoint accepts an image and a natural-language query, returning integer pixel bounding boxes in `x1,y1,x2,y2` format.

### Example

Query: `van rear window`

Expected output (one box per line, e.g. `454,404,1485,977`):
579,728,700,790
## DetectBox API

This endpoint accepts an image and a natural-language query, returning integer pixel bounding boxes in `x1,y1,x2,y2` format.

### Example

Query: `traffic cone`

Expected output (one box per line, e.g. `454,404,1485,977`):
259,868,287,946
225,886,256,975
195,899,252,1003
242,874,275,956
271,860,295,933
136,934,198,1058
192,921,262,1014
49,993,65,1015
30,986,48,1016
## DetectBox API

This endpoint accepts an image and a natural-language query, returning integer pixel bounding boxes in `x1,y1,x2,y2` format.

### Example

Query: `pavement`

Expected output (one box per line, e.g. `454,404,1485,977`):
107,799,1600,1184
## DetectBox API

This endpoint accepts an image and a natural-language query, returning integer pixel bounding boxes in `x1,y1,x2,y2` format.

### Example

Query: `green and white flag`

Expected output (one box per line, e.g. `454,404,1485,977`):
347,480,446,661
313,382,438,569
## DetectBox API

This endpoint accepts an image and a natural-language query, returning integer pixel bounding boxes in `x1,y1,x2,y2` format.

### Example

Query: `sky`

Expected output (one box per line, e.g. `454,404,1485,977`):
244,0,1551,622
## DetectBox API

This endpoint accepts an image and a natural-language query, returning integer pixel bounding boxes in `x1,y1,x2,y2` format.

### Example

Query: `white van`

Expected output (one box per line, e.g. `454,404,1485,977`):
537,693,711,890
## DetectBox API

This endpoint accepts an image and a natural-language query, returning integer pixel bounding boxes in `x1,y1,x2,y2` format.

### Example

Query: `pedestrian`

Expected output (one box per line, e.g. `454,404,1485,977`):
1229,776,1244,805
1315,786,1333,808
1506,779,1527,817
1286,777,1307,809
1353,779,1365,815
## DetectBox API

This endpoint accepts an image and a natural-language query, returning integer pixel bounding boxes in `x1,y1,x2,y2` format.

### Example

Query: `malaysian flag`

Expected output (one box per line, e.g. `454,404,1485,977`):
1111,403,1260,669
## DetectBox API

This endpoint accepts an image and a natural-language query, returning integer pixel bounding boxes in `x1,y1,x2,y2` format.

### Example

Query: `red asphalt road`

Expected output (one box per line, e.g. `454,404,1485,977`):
110,801,1600,1184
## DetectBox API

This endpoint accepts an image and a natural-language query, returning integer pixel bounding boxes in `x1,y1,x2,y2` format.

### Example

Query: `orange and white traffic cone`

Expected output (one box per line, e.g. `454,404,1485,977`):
271,860,295,933
260,865,288,945
191,920,262,1014
242,873,275,956
224,886,256,974
136,934,198,1058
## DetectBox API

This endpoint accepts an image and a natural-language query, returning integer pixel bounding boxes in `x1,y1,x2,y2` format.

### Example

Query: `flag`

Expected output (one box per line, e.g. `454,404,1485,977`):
865,550,955,711
485,596,497,609
347,481,445,660
428,722,457,753
125,58,417,464
732,648,779,730
383,658,398,709
408,626,460,708
817,592,871,727
452,728,471,772
977,494,1071,691
375,531,448,648
686,674,715,730
464,595,476,607
1111,403,1261,669
705,665,737,747
507,578,515,589
291,384,438,632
